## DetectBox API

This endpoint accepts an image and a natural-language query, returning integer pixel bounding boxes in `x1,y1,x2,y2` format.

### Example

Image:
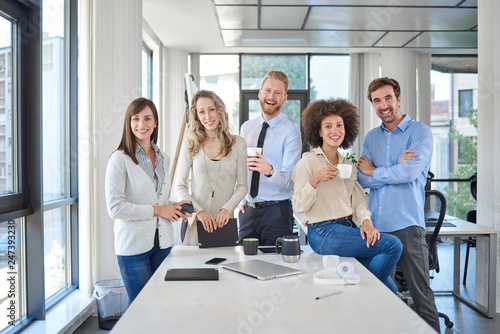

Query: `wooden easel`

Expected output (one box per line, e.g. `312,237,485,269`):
169,75,198,195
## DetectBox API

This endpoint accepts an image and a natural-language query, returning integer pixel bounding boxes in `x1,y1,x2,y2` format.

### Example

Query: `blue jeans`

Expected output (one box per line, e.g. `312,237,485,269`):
117,230,171,302
308,220,403,293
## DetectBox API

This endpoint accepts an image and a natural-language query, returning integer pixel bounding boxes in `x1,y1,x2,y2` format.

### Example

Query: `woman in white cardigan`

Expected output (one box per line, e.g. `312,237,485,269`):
105,98,192,302
176,90,248,245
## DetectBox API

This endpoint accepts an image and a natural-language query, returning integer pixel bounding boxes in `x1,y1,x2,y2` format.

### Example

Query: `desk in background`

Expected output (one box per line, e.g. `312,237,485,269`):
111,246,434,333
427,218,498,318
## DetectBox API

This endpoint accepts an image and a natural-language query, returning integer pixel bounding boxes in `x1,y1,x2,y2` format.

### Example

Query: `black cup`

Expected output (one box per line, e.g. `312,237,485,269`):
243,238,259,255
276,235,301,263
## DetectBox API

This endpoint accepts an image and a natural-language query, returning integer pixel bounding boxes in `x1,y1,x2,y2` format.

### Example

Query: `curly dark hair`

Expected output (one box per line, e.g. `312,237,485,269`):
301,98,359,149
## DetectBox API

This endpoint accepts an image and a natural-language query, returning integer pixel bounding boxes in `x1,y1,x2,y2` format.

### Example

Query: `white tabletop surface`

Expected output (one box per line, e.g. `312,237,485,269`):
111,245,434,334
427,217,498,236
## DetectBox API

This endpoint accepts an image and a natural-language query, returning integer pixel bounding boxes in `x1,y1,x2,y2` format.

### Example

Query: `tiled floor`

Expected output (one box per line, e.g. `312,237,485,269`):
73,239,499,334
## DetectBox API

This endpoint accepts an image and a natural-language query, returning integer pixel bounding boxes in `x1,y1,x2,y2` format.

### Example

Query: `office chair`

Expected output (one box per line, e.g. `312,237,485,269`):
395,189,454,329
463,173,477,285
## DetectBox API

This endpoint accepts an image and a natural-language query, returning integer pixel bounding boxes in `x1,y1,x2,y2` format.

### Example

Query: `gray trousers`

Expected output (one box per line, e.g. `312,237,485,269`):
390,226,440,333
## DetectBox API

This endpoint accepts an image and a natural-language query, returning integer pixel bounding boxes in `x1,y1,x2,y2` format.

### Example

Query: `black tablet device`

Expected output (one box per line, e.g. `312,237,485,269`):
164,268,219,281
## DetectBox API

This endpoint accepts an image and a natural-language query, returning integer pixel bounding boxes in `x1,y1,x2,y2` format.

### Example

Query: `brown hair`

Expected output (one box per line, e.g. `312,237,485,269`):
367,77,401,102
302,98,359,149
116,97,159,164
187,90,236,158
261,70,289,95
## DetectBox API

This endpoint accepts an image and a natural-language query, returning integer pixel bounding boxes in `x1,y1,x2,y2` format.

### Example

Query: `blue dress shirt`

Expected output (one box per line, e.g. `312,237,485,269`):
357,115,433,232
240,112,302,203
136,142,165,197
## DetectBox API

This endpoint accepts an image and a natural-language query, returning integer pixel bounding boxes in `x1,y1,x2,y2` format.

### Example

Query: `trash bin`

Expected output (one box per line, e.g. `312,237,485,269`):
94,279,130,330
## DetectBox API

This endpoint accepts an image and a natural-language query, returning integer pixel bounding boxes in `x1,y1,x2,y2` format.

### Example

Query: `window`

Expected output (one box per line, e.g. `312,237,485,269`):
430,67,477,219
200,55,240,130
142,44,153,99
0,14,15,197
459,89,473,118
241,54,307,90
309,55,350,101
0,0,78,331
42,0,77,304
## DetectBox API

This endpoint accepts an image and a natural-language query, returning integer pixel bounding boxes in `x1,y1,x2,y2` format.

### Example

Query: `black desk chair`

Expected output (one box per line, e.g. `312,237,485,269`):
463,173,477,285
395,189,454,329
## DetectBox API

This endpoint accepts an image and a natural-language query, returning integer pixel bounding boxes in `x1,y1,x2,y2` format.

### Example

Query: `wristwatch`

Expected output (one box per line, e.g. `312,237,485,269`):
266,165,274,177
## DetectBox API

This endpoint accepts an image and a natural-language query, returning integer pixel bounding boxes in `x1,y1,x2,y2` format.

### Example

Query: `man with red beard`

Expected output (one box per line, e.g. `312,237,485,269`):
238,71,302,245
357,77,440,332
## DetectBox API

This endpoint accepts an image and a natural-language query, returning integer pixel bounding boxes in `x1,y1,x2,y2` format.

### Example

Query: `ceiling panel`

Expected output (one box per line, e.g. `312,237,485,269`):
261,0,462,5
143,0,478,53
221,30,385,47
305,7,476,31
261,7,309,29
373,32,421,47
214,0,257,4
216,6,258,29
406,31,477,48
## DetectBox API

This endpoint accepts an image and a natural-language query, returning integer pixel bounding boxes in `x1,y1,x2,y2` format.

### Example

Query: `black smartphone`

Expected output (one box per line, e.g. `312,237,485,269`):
180,203,194,214
258,246,277,254
205,257,226,265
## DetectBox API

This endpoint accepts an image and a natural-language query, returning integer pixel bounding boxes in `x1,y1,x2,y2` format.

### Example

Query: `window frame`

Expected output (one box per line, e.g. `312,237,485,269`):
0,0,79,331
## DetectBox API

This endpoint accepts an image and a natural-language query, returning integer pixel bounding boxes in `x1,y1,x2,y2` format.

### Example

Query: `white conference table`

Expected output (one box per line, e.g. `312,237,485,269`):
111,245,434,334
427,217,498,318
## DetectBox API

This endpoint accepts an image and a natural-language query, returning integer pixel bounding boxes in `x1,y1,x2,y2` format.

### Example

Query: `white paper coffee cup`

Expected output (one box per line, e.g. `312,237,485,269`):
336,164,352,179
247,147,262,157
322,255,340,269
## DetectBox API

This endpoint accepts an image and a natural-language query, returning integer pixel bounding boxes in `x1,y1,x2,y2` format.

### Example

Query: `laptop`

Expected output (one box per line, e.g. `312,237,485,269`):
197,218,239,248
222,259,302,280
164,268,219,281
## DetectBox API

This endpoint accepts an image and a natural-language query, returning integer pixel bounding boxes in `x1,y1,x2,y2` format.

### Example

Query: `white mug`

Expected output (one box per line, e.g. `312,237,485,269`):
322,255,340,270
247,147,262,157
336,164,352,179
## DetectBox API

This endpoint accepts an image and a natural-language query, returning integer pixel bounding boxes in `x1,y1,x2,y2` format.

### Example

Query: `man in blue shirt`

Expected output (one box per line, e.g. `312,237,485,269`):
357,77,440,332
238,71,302,245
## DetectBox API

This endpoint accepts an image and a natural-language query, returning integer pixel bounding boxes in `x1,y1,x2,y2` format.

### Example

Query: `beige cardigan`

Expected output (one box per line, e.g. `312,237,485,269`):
175,136,248,245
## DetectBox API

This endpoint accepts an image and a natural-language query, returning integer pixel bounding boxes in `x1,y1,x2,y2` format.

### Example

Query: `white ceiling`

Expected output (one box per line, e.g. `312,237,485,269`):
143,0,478,71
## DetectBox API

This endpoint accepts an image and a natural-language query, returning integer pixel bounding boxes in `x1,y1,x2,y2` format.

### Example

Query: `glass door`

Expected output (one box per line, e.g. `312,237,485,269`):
240,91,308,153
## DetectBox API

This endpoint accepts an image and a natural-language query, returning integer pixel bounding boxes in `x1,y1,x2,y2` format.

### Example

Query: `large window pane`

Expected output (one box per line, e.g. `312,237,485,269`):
142,45,153,99
0,218,26,330
0,16,16,195
44,207,70,299
310,55,350,100
42,0,72,301
430,69,477,219
200,55,240,131
241,55,307,90
43,0,69,201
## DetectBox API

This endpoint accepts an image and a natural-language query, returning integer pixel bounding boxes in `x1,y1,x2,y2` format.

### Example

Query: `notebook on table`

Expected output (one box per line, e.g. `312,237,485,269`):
197,218,239,248
164,268,219,281
222,259,302,280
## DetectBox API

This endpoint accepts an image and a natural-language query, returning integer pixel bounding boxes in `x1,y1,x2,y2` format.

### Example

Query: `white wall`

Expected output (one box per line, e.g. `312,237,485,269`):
477,0,500,312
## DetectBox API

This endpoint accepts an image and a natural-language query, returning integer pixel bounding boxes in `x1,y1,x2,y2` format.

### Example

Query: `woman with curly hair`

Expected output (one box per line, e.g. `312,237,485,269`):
176,90,248,244
292,98,402,293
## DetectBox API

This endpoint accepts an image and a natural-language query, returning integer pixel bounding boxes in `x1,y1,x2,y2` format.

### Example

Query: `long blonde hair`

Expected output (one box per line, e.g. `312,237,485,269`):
187,90,236,158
